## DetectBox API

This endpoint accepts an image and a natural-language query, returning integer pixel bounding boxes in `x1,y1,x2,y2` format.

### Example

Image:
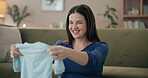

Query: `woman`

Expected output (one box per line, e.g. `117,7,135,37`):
10,4,108,78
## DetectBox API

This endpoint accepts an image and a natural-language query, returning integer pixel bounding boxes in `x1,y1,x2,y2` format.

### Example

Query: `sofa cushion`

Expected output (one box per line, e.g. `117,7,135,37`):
103,66,148,78
0,25,22,62
97,29,148,68
19,28,67,45
0,63,20,78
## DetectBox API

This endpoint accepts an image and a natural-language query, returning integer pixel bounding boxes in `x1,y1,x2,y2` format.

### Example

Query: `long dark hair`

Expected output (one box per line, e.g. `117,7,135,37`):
66,4,100,44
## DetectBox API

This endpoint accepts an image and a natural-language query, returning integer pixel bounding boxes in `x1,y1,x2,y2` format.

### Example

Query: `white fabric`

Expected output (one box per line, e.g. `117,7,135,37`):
13,42,65,78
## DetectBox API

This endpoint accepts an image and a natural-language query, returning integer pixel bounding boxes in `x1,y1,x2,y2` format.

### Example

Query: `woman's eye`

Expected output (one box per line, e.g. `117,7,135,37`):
69,21,73,24
77,21,82,24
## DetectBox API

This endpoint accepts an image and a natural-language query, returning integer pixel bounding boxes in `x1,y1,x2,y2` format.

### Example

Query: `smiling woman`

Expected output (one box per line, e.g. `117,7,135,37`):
10,4,109,78
69,13,87,40
47,4,108,78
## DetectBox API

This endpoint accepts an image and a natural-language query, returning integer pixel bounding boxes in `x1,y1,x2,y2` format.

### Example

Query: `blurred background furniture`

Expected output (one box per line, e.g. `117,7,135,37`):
0,28,148,78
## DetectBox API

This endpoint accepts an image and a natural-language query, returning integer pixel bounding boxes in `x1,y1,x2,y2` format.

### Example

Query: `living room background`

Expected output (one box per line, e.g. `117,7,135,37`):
5,0,123,28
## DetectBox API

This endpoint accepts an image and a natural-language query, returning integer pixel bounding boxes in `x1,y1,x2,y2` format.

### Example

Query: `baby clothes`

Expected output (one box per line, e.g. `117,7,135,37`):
13,42,65,78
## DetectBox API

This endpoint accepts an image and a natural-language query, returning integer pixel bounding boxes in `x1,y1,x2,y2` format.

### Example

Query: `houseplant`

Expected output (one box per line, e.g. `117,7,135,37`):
8,5,30,27
103,5,118,28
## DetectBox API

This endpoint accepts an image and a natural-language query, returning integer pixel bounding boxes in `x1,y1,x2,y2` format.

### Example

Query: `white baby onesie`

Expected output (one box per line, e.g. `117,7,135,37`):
13,42,65,78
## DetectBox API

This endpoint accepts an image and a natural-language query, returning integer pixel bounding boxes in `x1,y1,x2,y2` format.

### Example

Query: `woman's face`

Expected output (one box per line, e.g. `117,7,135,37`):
69,13,87,39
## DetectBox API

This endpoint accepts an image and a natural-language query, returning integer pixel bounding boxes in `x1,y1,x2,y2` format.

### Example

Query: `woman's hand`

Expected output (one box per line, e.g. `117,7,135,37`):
10,44,23,58
47,46,70,60
47,45,88,66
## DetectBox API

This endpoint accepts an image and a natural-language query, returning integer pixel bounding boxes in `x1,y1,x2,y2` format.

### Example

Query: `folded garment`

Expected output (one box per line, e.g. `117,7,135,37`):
13,42,65,78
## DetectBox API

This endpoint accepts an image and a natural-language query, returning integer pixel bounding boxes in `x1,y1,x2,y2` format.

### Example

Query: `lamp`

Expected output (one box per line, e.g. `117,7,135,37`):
0,0,7,17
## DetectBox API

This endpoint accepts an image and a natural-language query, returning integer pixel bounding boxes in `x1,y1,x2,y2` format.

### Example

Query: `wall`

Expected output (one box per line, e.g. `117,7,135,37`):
5,0,123,28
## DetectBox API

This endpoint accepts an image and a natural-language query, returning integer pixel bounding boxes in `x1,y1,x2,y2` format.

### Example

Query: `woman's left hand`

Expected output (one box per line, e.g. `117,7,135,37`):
47,46,70,60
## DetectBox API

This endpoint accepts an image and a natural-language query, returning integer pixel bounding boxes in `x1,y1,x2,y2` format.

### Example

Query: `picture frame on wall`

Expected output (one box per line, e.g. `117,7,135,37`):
41,0,64,11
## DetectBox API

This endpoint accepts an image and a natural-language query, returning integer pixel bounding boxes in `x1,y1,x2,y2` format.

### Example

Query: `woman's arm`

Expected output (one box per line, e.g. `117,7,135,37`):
47,46,88,66
66,47,88,66
47,42,108,67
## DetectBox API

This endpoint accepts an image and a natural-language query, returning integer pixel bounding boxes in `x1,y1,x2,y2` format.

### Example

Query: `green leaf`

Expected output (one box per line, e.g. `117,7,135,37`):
108,14,114,22
112,12,118,19
109,8,116,12
104,11,109,16
22,6,27,17
112,22,118,25
23,13,30,18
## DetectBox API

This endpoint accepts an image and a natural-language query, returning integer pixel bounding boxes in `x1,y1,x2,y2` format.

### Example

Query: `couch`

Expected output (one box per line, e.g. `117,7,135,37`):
0,27,148,78
0,25,22,78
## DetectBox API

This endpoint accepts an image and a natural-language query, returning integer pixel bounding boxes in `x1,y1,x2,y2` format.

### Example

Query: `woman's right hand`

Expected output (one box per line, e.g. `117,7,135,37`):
10,44,23,58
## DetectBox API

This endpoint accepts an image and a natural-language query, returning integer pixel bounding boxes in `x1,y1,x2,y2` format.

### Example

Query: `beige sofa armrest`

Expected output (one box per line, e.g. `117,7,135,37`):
0,26,22,62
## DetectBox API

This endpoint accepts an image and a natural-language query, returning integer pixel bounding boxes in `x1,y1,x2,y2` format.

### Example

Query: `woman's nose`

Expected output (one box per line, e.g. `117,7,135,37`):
72,24,78,29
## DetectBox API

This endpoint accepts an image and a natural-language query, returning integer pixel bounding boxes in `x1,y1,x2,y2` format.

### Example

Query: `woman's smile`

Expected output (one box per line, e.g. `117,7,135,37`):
72,30,80,35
